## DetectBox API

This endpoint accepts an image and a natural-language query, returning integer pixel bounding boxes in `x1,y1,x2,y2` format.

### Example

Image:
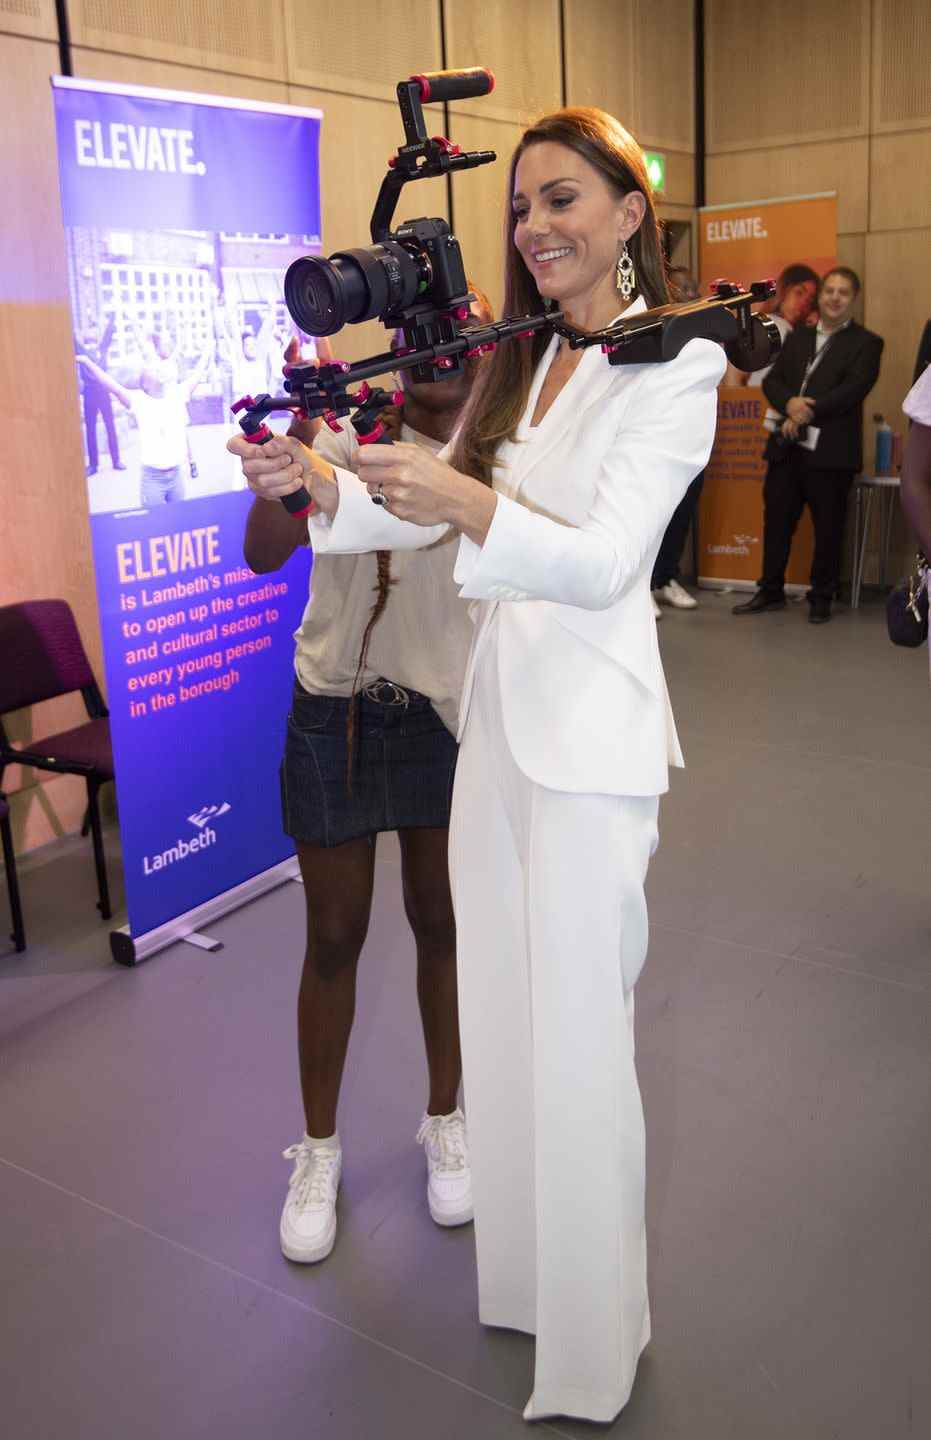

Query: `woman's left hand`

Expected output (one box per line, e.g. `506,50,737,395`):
355,442,470,528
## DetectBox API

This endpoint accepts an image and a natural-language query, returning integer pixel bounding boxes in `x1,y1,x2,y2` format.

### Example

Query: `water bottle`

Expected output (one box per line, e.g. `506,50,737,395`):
873,414,892,475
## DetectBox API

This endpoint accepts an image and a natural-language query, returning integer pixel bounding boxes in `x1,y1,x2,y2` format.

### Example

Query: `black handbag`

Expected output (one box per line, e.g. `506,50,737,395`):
886,555,929,647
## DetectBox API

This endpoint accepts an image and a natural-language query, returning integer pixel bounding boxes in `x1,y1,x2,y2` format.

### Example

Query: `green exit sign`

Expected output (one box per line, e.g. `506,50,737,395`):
645,151,666,194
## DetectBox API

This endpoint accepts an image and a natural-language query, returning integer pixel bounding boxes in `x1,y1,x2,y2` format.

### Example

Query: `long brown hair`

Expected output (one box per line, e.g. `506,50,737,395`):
451,107,669,487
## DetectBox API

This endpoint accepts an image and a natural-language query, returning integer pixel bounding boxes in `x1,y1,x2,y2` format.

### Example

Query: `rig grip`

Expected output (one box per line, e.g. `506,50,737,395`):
245,424,315,519
411,68,495,103
356,425,394,504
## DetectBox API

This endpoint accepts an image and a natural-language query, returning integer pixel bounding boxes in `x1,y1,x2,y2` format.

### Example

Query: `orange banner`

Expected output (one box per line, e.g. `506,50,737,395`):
698,194,837,587
702,387,814,584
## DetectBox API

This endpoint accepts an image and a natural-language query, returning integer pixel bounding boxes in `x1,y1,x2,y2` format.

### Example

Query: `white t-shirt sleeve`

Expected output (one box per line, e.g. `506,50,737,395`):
903,367,931,427
307,420,449,553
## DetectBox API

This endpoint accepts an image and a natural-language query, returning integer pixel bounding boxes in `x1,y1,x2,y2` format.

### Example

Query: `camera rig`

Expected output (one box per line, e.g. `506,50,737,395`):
233,67,780,518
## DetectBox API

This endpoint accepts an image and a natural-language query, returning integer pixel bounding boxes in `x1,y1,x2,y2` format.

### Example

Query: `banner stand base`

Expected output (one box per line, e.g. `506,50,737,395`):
110,856,300,966
697,578,810,595
181,933,223,952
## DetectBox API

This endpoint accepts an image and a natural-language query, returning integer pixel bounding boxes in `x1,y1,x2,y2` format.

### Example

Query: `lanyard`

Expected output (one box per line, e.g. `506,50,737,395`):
799,330,838,396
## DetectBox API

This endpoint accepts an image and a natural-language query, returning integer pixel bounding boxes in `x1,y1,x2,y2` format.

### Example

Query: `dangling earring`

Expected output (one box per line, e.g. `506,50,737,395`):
616,242,635,301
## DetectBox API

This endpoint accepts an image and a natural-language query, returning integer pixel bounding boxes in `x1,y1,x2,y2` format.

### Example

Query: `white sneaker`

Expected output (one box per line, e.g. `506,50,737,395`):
656,579,698,609
652,596,663,619
279,1135,342,1263
416,1108,474,1227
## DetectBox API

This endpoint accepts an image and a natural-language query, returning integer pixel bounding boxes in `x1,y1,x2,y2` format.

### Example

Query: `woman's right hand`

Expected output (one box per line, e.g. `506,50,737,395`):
226,433,340,520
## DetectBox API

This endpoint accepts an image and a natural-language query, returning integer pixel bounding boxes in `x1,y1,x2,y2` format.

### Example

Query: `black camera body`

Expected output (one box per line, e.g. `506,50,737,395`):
284,214,472,383
393,216,468,314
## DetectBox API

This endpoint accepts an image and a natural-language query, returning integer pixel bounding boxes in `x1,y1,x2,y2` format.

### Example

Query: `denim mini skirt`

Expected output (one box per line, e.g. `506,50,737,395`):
281,679,458,847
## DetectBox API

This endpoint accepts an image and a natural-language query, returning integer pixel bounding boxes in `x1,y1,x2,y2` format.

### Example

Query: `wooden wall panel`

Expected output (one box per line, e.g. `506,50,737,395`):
443,0,562,124
446,113,523,321
284,0,441,101
73,47,289,102
289,84,448,365
872,0,931,134
657,150,694,208
706,0,871,153
566,0,693,151
869,131,931,232
706,139,869,235
1,34,71,306
864,229,931,451
69,0,288,82
632,0,693,153
836,232,866,322
1,34,105,851
0,0,56,41
564,0,635,122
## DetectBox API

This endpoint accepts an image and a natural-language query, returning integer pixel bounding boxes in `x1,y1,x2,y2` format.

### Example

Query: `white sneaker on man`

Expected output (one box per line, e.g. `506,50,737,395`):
279,1134,342,1263
416,1108,474,1227
655,578,698,609
652,596,663,619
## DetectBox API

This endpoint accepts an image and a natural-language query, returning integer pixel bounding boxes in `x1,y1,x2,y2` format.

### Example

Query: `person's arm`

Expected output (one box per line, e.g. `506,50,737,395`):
243,495,309,573
808,334,884,420
242,415,343,573
76,354,132,408
453,338,725,611
98,312,116,362
256,303,276,356
180,349,211,400
900,420,931,556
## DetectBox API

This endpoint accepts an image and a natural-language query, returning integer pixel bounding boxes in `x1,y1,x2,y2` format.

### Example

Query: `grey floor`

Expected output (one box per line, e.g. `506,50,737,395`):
1,591,929,1440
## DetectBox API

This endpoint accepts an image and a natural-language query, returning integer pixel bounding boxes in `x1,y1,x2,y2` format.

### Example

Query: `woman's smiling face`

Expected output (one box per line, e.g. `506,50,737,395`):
512,141,633,314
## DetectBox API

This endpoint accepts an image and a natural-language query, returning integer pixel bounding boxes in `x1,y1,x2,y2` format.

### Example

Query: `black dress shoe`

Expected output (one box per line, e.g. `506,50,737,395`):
808,599,831,624
732,590,786,615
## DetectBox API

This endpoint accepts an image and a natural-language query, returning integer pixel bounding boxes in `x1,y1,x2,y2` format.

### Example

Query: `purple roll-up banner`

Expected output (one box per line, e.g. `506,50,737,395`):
51,77,323,962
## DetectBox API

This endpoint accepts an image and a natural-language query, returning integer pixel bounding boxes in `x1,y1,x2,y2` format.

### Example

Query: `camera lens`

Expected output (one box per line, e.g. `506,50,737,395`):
284,254,364,336
284,243,423,336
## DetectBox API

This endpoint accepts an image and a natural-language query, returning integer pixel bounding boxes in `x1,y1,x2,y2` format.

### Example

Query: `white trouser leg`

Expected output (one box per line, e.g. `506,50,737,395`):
449,644,537,1334
524,778,658,1423
451,633,660,1422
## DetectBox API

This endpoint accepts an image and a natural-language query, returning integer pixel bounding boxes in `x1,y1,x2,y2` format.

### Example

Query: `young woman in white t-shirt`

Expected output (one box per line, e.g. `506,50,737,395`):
236,297,492,1269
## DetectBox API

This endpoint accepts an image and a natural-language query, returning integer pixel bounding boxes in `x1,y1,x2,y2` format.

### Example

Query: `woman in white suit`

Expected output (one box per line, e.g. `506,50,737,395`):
232,108,724,1424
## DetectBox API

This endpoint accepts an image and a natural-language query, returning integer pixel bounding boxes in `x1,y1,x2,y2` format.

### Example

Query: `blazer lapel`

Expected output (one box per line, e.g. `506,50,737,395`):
510,296,649,496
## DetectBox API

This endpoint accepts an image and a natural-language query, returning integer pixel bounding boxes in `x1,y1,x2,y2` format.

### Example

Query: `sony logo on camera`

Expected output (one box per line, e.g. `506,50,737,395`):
74,119,207,176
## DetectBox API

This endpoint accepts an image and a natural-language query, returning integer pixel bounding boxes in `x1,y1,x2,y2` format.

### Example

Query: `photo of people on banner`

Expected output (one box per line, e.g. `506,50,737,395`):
69,229,318,514
697,193,837,586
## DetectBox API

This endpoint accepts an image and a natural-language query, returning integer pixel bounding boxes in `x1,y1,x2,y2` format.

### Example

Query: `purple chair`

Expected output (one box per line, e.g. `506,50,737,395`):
0,793,25,951
0,601,114,925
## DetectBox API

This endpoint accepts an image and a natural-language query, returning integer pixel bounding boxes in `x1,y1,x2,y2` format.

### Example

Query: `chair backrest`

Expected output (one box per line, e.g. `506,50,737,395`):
0,601,97,715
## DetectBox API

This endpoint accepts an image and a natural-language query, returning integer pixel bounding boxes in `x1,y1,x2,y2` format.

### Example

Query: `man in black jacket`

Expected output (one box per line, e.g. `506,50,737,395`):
733,267,883,623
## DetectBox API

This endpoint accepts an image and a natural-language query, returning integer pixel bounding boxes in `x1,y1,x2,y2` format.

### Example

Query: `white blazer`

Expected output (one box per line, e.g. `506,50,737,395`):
309,310,725,797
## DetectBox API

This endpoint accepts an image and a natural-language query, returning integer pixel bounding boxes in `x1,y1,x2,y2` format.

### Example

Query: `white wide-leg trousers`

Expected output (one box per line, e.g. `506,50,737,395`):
449,633,660,1424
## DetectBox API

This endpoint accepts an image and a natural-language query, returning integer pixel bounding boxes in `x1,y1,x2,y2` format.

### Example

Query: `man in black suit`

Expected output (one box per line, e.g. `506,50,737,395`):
733,267,883,624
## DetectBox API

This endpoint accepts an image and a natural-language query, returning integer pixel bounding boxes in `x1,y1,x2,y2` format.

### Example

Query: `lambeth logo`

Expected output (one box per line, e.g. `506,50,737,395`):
708,533,758,557
188,803,231,830
142,803,231,875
